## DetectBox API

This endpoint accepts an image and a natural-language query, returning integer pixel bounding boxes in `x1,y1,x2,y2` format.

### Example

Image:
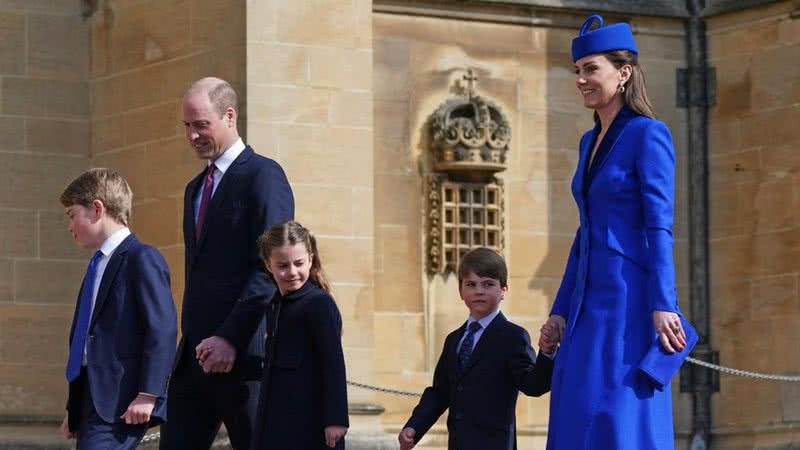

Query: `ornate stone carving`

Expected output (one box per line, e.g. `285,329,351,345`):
427,175,444,274
429,69,511,174
426,69,510,275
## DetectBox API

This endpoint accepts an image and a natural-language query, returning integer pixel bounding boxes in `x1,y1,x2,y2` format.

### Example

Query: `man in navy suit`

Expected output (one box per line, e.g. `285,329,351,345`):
59,168,177,449
399,248,554,450
159,77,294,450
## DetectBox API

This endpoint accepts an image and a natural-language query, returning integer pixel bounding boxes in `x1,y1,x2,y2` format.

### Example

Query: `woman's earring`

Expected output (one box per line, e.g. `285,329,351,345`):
618,83,626,93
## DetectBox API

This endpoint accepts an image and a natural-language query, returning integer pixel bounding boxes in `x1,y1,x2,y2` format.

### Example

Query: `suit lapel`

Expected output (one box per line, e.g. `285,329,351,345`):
585,107,638,192
458,312,506,379
574,131,593,209
448,323,466,381
185,169,205,251
195,147,254,251
90,234,135,329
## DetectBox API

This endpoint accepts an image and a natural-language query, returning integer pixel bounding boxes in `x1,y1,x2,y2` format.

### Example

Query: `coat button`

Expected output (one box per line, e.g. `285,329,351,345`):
456,385,463,392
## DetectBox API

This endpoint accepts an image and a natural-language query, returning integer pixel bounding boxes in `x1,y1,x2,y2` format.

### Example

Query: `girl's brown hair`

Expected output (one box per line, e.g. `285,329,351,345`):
259,221,333,297
595,50,656,122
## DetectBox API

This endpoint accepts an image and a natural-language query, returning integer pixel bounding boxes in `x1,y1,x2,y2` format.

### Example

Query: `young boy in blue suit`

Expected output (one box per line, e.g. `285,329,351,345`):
58,168,178,449
398,248,555,450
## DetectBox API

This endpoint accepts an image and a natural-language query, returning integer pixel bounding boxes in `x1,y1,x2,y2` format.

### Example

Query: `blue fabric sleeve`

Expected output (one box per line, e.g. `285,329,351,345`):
130,246,178,397
405,337,452,440
551,228,580,319
635,121,678,313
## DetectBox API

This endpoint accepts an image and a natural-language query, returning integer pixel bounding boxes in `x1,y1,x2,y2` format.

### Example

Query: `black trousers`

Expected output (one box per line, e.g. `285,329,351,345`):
159,345,261,450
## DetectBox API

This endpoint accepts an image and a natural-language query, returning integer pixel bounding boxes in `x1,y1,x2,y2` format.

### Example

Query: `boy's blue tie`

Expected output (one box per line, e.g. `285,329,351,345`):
65,250,103,382
458,321,482,371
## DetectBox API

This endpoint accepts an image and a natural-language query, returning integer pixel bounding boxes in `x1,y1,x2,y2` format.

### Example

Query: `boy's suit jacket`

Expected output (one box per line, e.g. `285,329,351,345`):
405,312,554,450
66,234,177,427
180,146,294,377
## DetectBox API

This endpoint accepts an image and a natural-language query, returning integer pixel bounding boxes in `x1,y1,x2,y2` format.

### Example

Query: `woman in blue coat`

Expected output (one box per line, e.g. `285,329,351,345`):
540,15,689,450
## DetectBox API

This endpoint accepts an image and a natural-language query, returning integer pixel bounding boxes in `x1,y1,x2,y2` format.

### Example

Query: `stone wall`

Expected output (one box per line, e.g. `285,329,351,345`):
0,0,90,418
372,9,690,446
90,0,247,313
707,1,800,448
242,0,377,406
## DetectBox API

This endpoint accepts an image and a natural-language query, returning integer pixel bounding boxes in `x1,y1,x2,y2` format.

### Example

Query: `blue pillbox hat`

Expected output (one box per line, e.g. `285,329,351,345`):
571,14,639,62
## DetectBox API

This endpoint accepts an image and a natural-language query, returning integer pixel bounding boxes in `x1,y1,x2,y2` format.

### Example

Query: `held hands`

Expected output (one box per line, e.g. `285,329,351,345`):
538,315,566,354
120,393,156,425
398,427,417,450
653,310,686,353
59,415,76,440
324,425,347,448
195,336,237,373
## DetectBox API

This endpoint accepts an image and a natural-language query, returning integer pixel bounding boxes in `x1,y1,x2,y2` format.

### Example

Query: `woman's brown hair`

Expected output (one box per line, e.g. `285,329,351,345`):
259,221,333,297
596,49,656,122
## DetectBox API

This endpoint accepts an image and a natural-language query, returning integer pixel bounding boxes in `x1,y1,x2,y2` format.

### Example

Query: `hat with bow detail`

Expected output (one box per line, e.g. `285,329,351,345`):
572,14,638,62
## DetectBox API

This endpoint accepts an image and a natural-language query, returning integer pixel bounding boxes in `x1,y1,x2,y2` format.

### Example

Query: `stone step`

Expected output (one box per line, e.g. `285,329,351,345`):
0,424,231,450
0,422,445,450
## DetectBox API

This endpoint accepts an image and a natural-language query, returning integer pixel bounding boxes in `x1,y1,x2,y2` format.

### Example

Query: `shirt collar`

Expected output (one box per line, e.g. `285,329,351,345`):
98,227,131,257
468,309,501,330
210,138,245,175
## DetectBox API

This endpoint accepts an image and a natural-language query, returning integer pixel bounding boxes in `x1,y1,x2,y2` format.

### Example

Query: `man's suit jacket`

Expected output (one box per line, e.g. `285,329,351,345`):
66,234,177,428
405,312,554,450
180,146,294,377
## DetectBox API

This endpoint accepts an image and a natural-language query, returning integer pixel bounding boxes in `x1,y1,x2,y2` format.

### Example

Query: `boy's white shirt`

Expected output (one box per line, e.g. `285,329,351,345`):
456,309,501,353
83,226,131,363
457,308,556,359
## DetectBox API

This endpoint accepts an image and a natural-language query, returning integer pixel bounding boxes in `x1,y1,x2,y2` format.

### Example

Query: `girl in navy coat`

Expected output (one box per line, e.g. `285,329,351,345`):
252,221,349,450
539,14,690,450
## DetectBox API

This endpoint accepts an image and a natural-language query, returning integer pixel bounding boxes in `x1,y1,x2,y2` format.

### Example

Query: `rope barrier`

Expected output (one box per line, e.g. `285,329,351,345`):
346,380,422,397
685,357,800,382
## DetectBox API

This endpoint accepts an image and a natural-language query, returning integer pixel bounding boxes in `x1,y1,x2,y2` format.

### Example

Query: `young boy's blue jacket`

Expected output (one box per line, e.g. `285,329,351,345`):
66,234,177,427
404,312,553,450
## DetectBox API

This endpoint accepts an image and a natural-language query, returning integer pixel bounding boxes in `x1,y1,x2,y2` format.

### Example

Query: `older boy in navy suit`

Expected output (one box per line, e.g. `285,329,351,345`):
59,168,177,449
399,248,555,450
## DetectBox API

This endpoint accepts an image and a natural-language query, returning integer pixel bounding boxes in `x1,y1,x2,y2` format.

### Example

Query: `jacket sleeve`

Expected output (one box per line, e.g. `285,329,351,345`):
550,227,580,319
510,328,553,397
130,246,178,397
216,159,295,350
636,121,678,313
405,337,452,441
309,295,349,427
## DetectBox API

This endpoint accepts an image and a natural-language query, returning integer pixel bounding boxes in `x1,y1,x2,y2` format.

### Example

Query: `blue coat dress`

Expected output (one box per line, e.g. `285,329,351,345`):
546,107,679,450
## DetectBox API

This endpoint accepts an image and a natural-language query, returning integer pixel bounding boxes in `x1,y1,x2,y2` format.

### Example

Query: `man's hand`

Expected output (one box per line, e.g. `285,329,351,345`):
195,336,237,373
324,425,347,448
398,427,416,450
120,394,156,425
59,415,76,440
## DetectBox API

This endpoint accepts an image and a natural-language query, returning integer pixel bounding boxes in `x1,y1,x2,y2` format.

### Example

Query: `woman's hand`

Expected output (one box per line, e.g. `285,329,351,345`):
653,310,686,353
324,425,347,448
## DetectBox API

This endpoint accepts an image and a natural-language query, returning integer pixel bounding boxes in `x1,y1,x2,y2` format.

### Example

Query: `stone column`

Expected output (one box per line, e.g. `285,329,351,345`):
244,0,385,444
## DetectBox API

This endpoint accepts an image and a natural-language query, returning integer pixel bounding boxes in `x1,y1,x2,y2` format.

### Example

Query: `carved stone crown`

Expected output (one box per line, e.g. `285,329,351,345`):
429,92,511,174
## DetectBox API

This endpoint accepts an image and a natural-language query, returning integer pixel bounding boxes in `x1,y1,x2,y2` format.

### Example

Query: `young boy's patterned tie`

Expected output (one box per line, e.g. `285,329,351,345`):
458,321,482,371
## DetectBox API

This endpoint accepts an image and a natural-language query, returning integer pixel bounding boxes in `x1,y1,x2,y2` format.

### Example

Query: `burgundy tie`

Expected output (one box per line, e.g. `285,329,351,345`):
195,164,216,242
